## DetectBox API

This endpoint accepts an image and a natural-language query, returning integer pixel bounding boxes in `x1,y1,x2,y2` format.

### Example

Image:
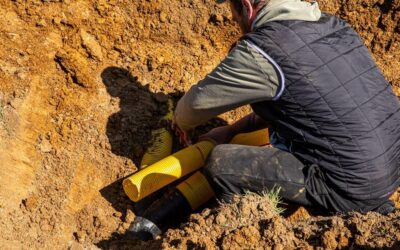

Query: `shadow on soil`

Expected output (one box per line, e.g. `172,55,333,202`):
98,66,178,249
101,66,173,164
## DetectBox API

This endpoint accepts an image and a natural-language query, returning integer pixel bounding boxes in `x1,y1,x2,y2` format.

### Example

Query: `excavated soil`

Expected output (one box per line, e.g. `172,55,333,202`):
0,0,399,249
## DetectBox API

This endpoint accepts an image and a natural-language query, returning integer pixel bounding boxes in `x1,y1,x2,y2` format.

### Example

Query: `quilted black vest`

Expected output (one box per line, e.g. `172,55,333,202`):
245,14,400,201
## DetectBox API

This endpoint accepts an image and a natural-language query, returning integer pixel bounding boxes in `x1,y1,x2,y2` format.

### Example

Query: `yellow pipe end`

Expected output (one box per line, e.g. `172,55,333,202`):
177,171,215,210
123,177,140,202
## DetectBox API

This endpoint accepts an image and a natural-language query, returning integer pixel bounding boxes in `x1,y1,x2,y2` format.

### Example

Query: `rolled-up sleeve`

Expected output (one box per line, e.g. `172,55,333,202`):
174,40,282,131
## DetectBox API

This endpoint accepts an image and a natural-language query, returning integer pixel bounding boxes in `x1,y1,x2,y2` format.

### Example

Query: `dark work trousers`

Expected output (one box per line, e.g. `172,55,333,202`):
202,144,395,214
202,144,313,206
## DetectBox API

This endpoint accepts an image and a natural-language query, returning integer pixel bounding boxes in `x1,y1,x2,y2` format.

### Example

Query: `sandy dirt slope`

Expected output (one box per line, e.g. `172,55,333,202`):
0,0,399,249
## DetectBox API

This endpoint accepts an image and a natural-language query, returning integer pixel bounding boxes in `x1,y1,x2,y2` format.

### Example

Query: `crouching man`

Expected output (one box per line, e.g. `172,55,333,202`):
173,0,400,214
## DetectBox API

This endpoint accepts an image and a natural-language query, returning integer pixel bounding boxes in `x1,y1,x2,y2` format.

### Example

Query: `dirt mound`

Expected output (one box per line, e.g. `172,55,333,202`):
0,0,399,249
160,193,400,250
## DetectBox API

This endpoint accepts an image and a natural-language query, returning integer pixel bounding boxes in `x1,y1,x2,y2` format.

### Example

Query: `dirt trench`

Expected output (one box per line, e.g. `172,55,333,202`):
0,0,399,249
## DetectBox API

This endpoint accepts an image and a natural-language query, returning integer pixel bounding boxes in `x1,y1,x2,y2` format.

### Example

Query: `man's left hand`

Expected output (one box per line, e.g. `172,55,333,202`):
198,125,235,145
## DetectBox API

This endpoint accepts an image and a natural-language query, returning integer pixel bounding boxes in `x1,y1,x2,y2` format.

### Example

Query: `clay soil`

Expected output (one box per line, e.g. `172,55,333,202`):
0,0,399,249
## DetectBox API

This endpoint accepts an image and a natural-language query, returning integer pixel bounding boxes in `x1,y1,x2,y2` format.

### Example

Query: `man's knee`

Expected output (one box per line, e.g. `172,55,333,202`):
203,144,232,178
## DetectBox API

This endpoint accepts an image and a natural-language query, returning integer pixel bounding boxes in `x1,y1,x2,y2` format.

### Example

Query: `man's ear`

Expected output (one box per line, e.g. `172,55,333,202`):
241,0,255,26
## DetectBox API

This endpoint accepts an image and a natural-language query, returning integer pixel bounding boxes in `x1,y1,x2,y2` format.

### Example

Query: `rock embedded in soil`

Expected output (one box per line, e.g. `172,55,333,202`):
55,48,94,88
80,29,103,61
159,11,167,23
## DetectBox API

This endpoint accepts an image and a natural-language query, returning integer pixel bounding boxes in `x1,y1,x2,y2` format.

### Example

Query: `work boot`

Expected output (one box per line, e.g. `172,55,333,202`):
127,188,192,240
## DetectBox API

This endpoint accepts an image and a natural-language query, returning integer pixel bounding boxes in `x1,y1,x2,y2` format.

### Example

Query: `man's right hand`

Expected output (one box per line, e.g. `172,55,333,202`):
171,116,192,146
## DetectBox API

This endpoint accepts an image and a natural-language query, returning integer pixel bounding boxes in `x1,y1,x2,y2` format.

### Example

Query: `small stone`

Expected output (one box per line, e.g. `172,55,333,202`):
113,211,122,218
15,70,27,80
53,17,62,25
36,19,47,27
23,196,38,211
159,11,167,23
240,202,252,217
40,222,52,232
93,216,101,227
6,33,19,41
80,29,103,60
209,13,224,24
39,138,52,153
75,231,86,243
215,214,227,226
124,209,135,223
99,140,107,149
147,57,154,71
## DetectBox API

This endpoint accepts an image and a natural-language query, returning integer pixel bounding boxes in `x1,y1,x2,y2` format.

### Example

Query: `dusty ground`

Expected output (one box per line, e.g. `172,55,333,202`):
0,0,399,249
160,194,400,250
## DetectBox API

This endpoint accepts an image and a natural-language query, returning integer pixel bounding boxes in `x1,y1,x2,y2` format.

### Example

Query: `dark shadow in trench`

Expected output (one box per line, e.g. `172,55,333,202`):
101,66,169,164
98,66,173,249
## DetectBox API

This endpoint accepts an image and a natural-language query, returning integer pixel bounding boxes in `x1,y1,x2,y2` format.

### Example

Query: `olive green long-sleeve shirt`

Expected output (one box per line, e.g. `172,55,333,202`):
175,0,321,131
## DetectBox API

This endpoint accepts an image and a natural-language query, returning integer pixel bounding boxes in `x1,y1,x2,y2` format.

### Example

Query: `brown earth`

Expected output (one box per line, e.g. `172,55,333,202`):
0,0,399,249
160,193,400,250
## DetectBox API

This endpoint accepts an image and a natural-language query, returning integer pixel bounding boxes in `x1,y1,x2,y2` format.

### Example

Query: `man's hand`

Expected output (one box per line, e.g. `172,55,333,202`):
198,125,235,145
172,116,192,146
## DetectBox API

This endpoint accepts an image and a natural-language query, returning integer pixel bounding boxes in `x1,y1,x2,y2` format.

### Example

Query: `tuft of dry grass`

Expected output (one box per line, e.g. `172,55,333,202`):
259,187,285,215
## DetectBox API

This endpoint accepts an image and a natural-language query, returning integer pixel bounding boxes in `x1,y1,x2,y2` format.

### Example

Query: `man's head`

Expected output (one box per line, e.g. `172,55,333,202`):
226,0,267,33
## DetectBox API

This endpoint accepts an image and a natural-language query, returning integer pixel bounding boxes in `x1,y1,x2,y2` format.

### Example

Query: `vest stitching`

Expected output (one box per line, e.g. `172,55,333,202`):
328,96,397,148
337,84,389,120
256,24,337,154
291,25,380,199
288,27,352,55
251,19,398,199
329,45,389,201
252,32,364,87
329,114,400,165
271,21,356,194
249,36,327,147
302,65,376,110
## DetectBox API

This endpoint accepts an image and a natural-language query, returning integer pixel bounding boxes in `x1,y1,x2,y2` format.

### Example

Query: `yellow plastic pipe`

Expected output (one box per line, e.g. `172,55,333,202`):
175,128,270,210
141,128,173,167
124,141,215,202
123,128,269,202
141,99,174,167
176,171,215,210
